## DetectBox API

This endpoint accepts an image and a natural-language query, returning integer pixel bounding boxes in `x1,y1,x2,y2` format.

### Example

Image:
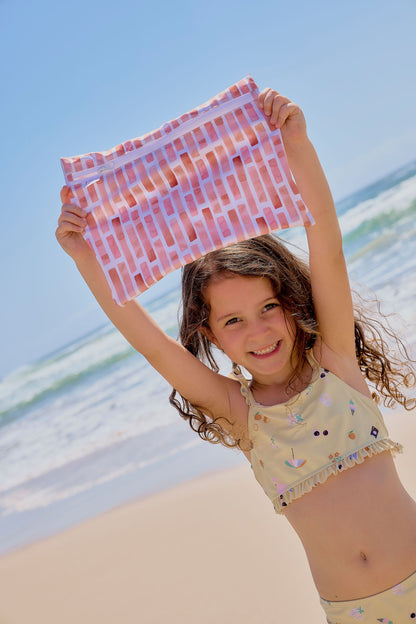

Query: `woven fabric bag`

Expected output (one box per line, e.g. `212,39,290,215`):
61,75,313,305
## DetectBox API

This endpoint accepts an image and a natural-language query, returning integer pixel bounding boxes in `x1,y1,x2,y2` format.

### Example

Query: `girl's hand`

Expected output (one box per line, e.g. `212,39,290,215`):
55,186,91,262
258,89,308,146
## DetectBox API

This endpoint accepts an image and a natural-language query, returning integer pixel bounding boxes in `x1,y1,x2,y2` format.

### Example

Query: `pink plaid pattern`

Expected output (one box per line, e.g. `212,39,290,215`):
61,75,313,305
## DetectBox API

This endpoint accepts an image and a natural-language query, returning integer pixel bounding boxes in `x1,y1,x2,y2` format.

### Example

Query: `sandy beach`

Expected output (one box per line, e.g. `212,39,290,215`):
0,407,414,624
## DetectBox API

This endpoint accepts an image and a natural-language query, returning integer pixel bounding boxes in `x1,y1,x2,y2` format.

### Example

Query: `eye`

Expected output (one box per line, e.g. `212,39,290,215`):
263,302,279,312
225,317,240,326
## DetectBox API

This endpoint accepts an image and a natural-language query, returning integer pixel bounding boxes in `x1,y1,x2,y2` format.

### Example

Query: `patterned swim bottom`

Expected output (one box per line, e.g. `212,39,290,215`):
319,569,416,623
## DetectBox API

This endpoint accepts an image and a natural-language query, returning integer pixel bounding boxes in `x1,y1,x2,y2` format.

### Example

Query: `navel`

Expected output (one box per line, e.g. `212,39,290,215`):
359,551,368,562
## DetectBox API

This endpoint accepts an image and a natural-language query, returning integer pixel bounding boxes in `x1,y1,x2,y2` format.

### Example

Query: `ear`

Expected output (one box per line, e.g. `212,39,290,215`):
199,325,221,350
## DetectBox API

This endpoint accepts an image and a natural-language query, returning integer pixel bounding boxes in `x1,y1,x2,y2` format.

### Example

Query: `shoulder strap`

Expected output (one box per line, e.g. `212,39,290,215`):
305,348,320,369
228,367,254,407
305,349,325,381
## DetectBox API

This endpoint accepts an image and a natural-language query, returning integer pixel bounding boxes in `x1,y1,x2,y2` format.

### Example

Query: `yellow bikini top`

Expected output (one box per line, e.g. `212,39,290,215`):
231,352,403,513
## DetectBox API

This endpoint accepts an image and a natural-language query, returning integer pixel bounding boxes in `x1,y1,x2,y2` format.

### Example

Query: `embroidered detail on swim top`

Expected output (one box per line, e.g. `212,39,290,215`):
230,355,403,513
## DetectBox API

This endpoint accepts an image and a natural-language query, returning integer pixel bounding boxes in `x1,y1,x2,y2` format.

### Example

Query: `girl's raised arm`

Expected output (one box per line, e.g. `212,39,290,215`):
56,187,236,423
258,90,356,361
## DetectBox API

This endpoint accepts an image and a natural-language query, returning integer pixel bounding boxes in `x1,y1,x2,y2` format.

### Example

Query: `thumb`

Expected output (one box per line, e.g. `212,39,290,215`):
60,185,74,204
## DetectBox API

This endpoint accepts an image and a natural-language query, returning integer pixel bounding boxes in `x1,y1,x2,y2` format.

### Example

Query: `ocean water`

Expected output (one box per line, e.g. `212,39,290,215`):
1,160,415,554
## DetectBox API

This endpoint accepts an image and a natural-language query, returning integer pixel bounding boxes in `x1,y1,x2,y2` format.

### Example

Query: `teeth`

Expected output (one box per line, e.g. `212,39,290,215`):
252,342,278,355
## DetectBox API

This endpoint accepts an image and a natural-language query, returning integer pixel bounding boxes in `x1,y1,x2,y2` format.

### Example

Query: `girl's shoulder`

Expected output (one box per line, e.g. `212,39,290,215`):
219,373,251,453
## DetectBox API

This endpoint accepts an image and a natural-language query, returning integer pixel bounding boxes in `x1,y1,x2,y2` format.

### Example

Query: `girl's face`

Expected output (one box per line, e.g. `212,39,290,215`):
203,275,296,385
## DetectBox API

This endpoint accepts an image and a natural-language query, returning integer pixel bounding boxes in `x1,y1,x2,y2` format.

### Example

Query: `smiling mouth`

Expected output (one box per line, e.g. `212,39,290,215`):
250,341,280,356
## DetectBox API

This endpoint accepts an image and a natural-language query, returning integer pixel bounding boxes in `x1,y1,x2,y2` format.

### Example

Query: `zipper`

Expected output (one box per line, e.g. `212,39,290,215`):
69,90,256,184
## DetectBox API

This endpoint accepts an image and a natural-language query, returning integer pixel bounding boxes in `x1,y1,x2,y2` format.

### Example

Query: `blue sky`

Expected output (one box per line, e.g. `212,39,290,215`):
1,0,415,378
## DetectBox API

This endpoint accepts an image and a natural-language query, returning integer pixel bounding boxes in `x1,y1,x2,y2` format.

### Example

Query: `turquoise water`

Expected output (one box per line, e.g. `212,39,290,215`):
0,160,415,554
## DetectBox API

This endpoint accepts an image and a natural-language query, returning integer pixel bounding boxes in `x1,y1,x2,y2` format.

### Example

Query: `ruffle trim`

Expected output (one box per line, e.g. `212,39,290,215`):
272,438,403,514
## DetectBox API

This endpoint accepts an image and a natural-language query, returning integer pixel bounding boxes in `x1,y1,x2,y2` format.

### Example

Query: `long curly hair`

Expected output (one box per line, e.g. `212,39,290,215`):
169,234,415,449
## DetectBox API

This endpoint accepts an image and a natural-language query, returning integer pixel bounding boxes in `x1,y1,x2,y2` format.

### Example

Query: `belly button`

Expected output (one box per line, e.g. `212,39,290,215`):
360,551,368,562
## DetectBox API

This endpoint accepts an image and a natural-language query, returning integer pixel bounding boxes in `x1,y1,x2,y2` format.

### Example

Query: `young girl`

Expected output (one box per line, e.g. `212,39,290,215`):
56,89,416,622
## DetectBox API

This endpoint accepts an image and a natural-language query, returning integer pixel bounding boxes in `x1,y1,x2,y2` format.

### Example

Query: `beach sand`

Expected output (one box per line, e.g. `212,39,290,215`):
0,408,414,624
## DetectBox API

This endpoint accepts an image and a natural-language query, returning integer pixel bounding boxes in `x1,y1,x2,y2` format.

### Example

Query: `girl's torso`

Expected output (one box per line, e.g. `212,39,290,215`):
230,347,416,601
284,451,416,601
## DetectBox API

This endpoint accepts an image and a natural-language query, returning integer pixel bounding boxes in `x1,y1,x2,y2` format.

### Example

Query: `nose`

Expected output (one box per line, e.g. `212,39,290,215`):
247,317,272,345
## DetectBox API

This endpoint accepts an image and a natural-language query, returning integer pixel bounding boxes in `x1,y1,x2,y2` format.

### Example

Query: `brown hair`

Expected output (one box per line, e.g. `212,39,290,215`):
169,235,415,448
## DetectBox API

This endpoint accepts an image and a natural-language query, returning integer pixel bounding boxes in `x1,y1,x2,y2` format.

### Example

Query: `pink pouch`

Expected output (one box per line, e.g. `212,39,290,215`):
61,75,313,305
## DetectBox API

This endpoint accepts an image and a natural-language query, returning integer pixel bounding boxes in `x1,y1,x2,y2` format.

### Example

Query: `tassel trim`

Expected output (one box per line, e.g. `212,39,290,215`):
272,438,403,514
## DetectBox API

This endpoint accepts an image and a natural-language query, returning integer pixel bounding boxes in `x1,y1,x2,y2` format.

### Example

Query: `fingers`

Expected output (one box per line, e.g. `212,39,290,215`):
56,188,92,259
58,204,87,227
258,88,293,127
56,222,85,238
57,203,88,234
58,185,86,225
